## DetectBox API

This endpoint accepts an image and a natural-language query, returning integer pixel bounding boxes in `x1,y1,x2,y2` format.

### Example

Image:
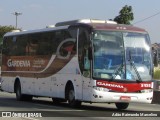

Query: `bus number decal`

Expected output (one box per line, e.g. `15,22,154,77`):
141,83,151,88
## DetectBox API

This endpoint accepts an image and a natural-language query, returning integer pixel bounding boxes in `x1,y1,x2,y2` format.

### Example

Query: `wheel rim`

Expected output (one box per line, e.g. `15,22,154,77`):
18,88,21,96
69,90,75,102
16,84,21,99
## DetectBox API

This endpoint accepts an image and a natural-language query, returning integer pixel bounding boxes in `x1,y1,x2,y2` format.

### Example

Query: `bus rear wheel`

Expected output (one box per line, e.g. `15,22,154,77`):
115,103,129,110
67,85,81,107
15,81,24,101
15,81,33,101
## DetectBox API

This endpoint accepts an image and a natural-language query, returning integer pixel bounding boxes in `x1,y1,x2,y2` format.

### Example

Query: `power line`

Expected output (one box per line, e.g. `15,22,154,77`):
133,11,160,25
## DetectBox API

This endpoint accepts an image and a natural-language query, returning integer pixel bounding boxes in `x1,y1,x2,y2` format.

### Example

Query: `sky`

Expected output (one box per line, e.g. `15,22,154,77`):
0,0,160,43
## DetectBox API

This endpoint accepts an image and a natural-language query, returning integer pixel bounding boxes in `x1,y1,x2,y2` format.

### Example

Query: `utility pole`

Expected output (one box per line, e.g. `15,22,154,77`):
12,12,22,29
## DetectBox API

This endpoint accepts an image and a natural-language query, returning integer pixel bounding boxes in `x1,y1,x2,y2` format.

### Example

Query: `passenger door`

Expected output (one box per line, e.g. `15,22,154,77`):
78,27,92,101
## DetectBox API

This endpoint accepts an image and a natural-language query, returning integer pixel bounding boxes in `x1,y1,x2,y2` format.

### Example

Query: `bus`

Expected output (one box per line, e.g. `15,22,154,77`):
1,19,154,110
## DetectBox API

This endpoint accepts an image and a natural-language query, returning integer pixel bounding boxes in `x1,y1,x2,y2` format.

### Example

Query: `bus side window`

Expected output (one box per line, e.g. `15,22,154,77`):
83,47,90,70
26,33,40,55
2,37,10,55
36,32,53,55
26,39,38,55
8,37,17,55
16,36,27,56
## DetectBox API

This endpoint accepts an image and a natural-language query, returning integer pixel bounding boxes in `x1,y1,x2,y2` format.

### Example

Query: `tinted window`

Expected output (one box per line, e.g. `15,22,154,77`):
3,29,77,56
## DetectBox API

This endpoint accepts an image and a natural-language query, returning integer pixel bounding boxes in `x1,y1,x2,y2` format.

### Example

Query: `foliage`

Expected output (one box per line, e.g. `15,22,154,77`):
0,25,16,43
114,5,134,25
0,25,15,36
0,25,16,66
154,67,160,80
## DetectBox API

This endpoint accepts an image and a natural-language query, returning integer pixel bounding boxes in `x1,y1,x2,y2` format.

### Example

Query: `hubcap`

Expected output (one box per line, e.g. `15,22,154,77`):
69,90,74,101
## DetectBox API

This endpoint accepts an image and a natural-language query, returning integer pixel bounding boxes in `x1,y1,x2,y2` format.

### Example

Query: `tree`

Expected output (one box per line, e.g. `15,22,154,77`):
0,25,15,37
0,25,16,44
114,5,134,24
0,25,16,65
0,25,16,52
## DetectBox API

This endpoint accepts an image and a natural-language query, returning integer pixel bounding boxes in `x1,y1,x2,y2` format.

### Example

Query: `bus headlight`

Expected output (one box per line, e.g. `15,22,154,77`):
140,89,153,93
93,86,109,92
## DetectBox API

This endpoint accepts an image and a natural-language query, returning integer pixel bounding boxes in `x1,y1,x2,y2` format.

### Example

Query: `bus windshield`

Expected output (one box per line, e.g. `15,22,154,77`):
93,30,152,81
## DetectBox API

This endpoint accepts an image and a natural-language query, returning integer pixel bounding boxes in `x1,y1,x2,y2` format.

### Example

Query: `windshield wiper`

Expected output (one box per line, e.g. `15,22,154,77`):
112,63,124,80
112,53,125,80
128,51,142,82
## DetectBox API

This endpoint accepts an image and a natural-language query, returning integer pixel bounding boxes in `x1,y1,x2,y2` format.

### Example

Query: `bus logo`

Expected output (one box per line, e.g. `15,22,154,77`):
56,38,76,59
7,59,30,67
97,81,124,88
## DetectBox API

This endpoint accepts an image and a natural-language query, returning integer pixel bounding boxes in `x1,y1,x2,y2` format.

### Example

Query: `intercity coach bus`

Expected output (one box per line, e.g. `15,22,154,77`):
1,19,154,110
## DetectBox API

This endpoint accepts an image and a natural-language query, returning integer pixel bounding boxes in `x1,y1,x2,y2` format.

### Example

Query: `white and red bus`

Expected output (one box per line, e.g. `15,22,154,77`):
1,19,154,109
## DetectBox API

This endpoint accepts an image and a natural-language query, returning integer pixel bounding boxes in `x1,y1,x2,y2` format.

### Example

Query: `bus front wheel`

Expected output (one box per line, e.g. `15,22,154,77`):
66,84,81,107
115,103,129,110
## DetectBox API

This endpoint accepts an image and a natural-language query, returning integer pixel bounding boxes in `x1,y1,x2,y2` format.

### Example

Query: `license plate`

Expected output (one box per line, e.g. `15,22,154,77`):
120,96,131,101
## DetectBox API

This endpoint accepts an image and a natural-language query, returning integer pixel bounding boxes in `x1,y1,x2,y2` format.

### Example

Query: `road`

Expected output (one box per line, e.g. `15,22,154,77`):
0,91,160,120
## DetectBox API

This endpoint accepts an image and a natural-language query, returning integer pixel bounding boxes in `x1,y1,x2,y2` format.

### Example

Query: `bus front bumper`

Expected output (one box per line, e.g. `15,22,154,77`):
90,89,153,104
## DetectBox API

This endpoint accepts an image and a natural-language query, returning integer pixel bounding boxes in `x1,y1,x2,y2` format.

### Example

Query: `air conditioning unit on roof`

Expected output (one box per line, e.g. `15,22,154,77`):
55,19,117,26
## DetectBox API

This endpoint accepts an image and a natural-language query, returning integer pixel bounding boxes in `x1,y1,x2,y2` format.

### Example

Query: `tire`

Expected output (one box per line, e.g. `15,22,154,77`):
15,81,33,101
15,81,24,101
115,103,129,110
67,84,81,108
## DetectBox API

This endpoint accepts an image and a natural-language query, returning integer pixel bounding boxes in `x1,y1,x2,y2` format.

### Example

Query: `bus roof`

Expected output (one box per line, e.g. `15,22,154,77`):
55,19,147,33
4,19,147,37
87,23,147,33
4,25,69,37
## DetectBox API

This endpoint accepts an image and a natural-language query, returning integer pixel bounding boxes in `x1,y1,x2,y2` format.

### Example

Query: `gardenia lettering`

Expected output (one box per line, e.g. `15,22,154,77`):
97,82,124,88
7,59,30,67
